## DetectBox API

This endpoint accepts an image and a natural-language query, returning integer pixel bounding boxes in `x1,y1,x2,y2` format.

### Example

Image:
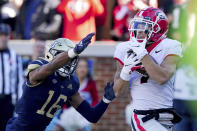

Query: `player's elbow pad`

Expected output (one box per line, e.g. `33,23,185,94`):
76,100,109,123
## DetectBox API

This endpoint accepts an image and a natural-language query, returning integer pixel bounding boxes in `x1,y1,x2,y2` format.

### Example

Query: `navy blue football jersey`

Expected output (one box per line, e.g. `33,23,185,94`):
6,58,79,131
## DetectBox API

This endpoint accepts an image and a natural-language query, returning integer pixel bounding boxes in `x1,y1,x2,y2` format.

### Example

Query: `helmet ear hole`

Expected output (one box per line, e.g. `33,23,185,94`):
45,52,53,61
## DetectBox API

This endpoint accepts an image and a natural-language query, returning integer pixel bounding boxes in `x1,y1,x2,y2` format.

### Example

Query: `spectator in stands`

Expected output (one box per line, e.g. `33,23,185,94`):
95,0,107,40
15,0,61,40
0,23,23,131
168,0,188,45
133,0,158,10
31,40,45,60
0,0,9,22
54,58,99,131
14,0,42,39
22,40,45,77
185,0,197,47
174,65,197,131
0,0,23,34
158,0,174,15
76,58,98,107
56,0,104,42
158,0,174,24
173,0,197,131
112,0,134,41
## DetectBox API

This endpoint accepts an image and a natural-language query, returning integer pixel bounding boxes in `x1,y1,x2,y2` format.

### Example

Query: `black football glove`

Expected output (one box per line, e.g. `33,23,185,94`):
103,82,115,103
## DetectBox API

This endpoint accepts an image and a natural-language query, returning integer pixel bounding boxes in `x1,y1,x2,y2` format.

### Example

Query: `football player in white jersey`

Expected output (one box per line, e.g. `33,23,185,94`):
113,7,182,131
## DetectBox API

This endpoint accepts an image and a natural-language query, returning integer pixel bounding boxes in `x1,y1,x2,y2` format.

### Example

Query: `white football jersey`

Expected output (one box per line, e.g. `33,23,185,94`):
114,38,182,110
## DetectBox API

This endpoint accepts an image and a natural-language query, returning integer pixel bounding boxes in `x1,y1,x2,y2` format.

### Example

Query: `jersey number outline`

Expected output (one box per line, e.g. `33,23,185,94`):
36,90,67,118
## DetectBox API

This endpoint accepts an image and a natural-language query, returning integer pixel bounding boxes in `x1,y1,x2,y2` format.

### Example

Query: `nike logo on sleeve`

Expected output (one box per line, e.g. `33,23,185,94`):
155,50,162,53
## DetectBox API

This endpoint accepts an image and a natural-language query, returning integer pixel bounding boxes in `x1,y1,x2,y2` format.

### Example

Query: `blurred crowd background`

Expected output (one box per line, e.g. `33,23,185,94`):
0,0,195,43
0,0,197,131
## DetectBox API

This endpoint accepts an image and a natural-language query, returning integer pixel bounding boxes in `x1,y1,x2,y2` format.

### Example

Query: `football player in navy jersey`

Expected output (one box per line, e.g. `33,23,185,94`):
6,32,115,131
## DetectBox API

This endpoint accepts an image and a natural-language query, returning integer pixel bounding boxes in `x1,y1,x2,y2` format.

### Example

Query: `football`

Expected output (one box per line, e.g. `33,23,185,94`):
134,62,149,77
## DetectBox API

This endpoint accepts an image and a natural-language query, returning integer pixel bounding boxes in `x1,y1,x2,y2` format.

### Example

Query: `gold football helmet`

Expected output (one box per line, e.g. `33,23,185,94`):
45,38,79,77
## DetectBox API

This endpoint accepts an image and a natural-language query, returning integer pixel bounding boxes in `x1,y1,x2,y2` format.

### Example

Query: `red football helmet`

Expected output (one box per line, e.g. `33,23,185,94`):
128,7,168,43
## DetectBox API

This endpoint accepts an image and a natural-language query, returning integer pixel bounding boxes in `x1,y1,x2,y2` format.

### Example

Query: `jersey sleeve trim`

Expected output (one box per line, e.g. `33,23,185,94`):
38,57,50,64
26,58,47,87
27,58,49,74
27,64,41,74
25,80,42,87
114,57,124,65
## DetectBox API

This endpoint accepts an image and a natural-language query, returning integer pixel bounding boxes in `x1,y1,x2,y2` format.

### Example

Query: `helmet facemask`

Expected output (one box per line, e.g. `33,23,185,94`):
56,56,79,77
129,17,162,45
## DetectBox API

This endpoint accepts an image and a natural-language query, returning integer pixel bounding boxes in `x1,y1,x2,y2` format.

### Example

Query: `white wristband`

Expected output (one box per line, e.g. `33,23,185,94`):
102,96,111,104
68,49,77,58
120,70,131,81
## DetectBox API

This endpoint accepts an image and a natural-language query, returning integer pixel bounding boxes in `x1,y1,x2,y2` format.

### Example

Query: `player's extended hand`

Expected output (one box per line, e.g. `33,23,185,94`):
129,38,148,61
74,32,95,54
103,82,115,103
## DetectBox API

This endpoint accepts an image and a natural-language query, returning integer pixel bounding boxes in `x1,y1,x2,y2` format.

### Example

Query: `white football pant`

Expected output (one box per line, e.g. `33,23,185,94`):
131,111,173,131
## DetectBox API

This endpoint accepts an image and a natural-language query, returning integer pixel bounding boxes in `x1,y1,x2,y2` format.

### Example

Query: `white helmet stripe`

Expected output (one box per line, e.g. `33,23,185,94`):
138,10,144,17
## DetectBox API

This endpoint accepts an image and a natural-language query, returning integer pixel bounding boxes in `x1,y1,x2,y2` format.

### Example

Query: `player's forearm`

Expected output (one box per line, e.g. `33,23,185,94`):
141,55,172,84
74,82,115,123
114,78,128,97
47,52,70,72
30,52,71,83
76,100,109,123
114,66,129,97
113,70,128,97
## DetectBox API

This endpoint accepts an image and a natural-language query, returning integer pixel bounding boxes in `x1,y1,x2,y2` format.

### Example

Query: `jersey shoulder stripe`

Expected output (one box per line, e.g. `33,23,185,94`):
27,58,49,74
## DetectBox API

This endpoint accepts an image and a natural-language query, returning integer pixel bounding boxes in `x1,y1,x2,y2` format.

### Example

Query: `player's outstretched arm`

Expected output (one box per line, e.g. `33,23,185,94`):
113,61,129,97
29,33,95,85
69,82,115,123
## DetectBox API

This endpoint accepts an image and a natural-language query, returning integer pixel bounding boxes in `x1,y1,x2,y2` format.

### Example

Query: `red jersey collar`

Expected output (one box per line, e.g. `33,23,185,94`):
146,39,163,53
